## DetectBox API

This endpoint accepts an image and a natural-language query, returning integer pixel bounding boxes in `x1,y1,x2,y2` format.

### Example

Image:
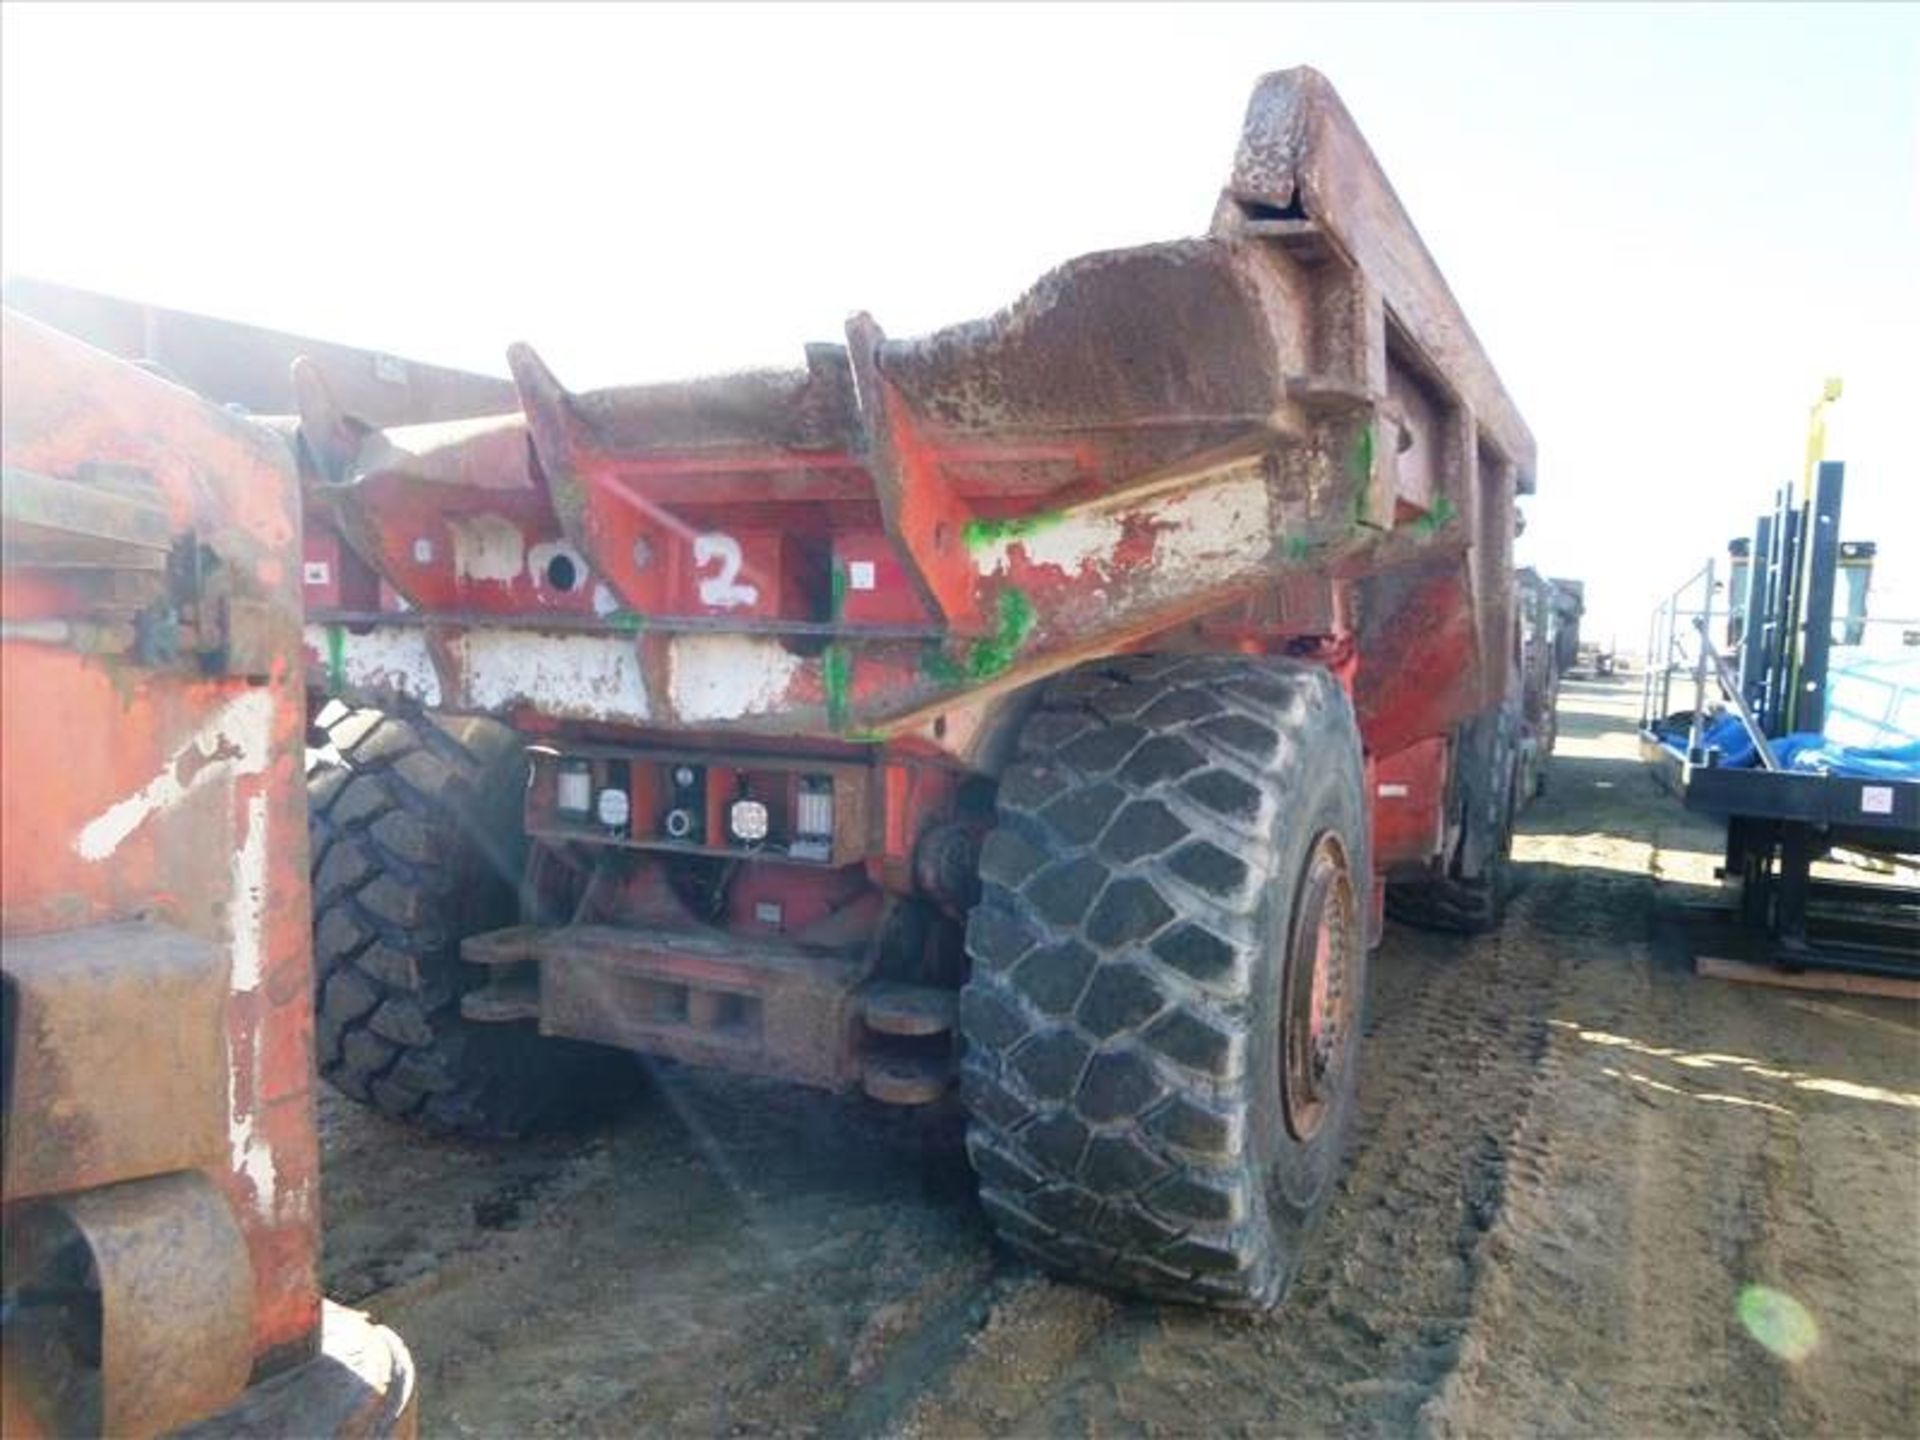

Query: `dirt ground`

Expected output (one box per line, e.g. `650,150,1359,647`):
321,676,1919,1437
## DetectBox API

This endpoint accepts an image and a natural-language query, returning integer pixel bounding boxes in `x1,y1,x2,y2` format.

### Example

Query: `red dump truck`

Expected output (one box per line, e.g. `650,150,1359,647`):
17,66,1537,1315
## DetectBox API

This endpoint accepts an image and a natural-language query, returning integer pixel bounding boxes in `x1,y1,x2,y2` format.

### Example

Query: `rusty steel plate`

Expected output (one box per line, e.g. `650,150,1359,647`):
1,922,230,1203
3,1171,254,1438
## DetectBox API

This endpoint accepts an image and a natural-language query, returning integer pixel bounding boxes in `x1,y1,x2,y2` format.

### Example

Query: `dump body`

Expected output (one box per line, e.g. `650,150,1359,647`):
260,70,1536,1109
0,314,414,1436
295,69,1531,778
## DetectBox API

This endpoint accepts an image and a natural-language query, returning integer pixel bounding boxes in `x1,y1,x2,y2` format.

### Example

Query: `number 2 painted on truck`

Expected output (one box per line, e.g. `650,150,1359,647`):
693,533,760,609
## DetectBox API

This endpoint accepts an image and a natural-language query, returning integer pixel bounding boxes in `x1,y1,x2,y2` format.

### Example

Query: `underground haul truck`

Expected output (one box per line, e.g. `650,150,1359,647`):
291,68,1536,1311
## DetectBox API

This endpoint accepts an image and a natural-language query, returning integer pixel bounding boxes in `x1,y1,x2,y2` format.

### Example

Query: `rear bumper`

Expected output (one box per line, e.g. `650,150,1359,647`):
177,1302,417,1440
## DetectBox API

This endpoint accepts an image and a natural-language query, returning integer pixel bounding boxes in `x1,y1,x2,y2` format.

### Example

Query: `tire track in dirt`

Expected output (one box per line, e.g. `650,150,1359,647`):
1423,680,1920,1438
1426,932,1919,1437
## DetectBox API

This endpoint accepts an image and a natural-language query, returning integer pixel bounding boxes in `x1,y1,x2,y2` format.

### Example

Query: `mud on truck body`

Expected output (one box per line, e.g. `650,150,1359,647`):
291,68,1535,1310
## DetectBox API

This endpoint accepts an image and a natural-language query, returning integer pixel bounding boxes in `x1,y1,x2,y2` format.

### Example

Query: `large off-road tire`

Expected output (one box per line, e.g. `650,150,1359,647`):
1385,691,1522,935
308,706,631,1136
960,655,1370,1309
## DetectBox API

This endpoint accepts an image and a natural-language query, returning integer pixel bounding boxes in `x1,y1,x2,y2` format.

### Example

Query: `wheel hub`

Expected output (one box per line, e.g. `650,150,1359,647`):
1282,831,1357,1143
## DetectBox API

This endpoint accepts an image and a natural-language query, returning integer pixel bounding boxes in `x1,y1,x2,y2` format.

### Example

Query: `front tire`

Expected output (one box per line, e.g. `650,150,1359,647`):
960,655,1370,1309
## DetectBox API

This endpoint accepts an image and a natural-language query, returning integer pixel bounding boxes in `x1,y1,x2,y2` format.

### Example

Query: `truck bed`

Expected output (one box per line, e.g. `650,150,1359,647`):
297,68,1534,747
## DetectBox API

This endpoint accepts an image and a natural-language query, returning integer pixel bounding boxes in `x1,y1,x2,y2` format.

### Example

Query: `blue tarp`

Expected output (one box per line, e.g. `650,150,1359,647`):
1653,711,1920,781
1774,734,1920,781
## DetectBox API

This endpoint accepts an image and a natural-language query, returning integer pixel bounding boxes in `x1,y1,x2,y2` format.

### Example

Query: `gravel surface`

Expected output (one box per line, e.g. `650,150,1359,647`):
321,677,1920,1437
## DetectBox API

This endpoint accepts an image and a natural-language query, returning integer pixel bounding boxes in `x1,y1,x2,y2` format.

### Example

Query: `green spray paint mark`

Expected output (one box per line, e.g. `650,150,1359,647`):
823,643,853,731
921,646,964,687
1406,494,1458,538
963,511,1066,551
921,588,1039,687
1350,421,1378,525
607,610,646,634
1350,421,1375,481
973,589,1037,678
325,624,345,696
830,563,848,622
1284,534,1315,563
846,726,888,745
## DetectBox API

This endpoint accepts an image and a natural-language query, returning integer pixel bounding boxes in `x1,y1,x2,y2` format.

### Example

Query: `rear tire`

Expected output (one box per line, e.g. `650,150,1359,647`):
309,706,634,1137
960,655,1369,1309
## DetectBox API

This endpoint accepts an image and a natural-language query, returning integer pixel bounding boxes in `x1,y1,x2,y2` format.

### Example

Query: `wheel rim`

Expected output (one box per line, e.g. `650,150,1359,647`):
1281,831,1357,1143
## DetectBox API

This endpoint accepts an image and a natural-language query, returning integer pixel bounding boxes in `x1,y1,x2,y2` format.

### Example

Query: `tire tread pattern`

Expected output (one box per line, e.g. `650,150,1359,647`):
309,707,623,1136
961,654,1355,1309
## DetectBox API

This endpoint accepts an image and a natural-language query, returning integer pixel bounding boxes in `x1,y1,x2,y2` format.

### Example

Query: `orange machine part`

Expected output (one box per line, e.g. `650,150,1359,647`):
1,313,321,1373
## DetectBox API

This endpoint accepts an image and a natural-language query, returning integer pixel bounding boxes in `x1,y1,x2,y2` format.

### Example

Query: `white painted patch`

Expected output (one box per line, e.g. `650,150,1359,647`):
973,510,1124,580
450,513,527,583
303,560,331,586
86,697,281,1215
847,560,877,592
228,792,269,992
669,634,803,722
1378,783,1411,798
226,1045,278,1220
454,631,650,722
412,537,435,564
971,463,1270,598
592,583,621,616
224,789,278,1218
1147,473,1272,595
75,689,275,861
307,625,443,708
1860,785,1893,816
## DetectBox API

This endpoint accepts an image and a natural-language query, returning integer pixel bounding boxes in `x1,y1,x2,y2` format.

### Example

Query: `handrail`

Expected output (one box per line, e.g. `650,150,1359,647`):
1641,556,1723,741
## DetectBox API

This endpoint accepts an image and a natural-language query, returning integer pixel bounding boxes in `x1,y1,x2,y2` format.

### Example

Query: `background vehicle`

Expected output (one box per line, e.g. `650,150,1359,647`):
1517,569,1578,798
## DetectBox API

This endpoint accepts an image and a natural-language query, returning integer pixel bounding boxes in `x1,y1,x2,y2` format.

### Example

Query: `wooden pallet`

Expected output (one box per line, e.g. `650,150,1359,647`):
1696,955,1920,1001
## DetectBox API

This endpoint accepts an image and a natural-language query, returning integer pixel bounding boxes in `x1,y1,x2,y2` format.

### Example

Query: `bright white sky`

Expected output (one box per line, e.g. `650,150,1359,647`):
4,2,1916,648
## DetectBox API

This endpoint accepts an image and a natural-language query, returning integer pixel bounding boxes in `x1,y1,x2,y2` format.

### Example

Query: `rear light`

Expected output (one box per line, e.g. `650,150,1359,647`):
728,798,769,844
791,776,834,861
595,786,631,831
556,759,593,818
661,763,705,843
533,754,848,865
